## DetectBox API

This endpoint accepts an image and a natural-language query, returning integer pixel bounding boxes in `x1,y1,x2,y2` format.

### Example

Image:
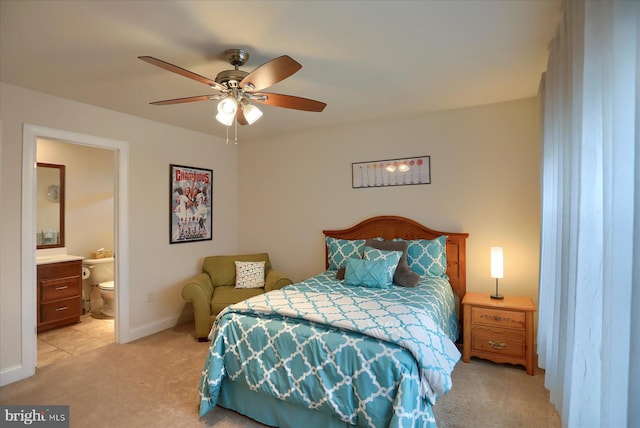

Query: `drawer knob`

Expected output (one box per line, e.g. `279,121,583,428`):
55,306,68,311
55,285,69,291
488,340,507,349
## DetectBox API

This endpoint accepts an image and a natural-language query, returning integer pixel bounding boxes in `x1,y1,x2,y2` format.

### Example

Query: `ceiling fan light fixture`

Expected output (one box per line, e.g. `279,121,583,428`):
242,103,263,125
215,111,235,127
217,96,238,115
216,96,238,126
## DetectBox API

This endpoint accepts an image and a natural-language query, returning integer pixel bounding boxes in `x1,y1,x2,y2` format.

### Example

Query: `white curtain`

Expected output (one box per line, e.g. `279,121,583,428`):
537,0,639,427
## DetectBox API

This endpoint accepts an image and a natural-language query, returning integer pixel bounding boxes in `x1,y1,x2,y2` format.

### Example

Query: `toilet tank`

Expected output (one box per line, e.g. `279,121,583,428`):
83,257,115,285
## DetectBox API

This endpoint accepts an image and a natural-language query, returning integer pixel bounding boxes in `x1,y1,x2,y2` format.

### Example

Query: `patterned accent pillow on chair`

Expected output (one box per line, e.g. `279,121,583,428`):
235,261,266,288
326,237,366,270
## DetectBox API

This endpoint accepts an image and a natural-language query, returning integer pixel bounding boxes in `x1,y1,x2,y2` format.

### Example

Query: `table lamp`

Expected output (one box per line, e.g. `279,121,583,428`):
490,246,504,300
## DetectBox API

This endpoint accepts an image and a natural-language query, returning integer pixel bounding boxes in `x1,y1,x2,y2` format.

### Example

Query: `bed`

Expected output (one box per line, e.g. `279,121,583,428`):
199,216,468,427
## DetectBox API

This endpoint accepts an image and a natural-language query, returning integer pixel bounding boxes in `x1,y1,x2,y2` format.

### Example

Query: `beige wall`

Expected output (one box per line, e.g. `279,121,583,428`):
0,83,239,377
238,97,541,306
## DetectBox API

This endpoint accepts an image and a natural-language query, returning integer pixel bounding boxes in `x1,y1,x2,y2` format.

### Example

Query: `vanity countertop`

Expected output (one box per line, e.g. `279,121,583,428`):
36,254,85,265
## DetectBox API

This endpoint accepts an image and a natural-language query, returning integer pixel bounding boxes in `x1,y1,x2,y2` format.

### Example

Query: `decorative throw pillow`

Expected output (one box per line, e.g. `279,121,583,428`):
396,235,448,277
364,239,419,287
343,257,395,289
326,237,366,270
235,261,265,289
363,246,403,273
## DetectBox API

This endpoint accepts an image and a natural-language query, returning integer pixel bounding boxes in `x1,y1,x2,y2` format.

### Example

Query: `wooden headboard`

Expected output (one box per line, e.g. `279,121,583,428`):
322,215,469,302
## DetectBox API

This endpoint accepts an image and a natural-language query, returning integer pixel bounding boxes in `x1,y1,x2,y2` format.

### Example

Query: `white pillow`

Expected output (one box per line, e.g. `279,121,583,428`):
235,261,265,289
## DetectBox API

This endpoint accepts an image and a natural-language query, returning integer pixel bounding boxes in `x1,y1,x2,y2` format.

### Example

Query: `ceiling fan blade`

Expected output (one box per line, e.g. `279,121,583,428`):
149,94,222,105
139,56,226,92
236,108,249,126
252,93,327,112
239,55,301,91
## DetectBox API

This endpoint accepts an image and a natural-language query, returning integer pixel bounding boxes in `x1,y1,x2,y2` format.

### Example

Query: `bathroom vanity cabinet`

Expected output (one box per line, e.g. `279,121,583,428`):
37,260,83,332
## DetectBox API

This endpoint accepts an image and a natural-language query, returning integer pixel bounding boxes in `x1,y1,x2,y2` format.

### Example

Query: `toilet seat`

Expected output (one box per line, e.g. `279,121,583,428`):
98,280,114,291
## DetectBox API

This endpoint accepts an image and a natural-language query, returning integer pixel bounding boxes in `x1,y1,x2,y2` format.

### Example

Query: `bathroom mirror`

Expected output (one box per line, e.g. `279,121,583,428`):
37,162,65,249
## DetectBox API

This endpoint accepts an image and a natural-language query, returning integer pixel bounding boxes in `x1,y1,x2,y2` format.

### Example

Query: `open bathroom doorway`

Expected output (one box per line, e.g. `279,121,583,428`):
36,138,116,367
19,124,130,382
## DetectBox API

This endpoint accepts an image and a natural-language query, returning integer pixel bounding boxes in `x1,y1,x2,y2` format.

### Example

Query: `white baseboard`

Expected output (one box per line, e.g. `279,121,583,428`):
127,311,194,342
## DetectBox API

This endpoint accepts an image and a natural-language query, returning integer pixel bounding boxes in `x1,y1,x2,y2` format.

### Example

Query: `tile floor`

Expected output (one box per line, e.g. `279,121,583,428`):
37,313,114,368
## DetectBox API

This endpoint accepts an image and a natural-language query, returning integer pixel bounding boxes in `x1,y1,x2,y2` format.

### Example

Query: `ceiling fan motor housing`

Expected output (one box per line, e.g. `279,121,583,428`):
215,69,249,88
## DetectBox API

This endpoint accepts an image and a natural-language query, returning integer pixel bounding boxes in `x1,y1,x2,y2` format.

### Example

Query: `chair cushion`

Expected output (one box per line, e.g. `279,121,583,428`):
211,285,264,315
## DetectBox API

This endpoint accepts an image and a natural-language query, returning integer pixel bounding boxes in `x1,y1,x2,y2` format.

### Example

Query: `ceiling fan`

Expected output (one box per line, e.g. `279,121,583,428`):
139,49,327,128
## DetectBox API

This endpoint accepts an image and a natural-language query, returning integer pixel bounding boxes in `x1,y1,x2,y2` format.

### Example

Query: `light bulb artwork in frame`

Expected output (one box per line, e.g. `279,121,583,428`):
352,156,430,189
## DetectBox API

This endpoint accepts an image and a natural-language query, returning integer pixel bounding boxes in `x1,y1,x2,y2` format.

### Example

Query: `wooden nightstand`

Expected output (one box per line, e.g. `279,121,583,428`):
462,292,536,375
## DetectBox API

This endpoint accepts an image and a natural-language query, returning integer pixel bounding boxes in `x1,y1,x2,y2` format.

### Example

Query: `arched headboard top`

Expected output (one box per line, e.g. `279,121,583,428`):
322,215,469,301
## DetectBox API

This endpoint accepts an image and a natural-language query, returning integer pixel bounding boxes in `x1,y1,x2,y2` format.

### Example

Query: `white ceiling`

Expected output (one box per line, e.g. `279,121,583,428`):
0,0,561,141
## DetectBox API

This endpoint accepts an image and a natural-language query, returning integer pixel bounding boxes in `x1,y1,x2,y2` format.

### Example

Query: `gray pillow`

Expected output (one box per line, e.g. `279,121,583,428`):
364,239,420,287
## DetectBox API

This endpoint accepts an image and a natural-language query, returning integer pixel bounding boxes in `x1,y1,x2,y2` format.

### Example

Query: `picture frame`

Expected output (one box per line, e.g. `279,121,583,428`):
170,164,213,244
352,156,431,188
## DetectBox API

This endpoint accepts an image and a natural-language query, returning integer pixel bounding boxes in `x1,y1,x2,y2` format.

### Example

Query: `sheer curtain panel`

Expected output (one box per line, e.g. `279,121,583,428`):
537,0,639,427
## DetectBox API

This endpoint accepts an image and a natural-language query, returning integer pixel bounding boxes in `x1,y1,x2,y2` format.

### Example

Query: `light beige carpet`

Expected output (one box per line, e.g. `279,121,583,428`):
0,322,560,427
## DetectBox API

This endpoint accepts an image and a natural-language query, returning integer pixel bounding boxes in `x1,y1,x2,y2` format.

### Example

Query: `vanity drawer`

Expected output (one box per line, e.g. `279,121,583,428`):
41,276,81,302
40,297,82,323
471,327,526,359
471,306,526,330
38,260,81,280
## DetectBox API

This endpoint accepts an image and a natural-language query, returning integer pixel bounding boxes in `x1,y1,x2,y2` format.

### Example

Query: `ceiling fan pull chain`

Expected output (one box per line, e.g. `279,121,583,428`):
225,125,230,145
234,118,239,144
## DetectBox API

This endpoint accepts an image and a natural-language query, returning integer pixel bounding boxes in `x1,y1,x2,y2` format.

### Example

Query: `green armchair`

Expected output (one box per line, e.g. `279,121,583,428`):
182,253,293,341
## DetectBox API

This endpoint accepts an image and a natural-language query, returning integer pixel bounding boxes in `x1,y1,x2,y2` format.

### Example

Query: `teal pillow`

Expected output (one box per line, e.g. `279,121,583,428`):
326,237,365,270
363,246,403,274
343,257,395,289
394,235,448,277
409,236,448,277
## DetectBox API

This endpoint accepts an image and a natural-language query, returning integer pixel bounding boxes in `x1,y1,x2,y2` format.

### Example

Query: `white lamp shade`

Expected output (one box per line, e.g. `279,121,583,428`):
215,111,235,126
242,103,263,124
490,247,504,279
217,97,238,115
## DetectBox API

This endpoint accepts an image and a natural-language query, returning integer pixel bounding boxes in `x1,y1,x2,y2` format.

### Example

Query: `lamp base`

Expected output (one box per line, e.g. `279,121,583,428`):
490,293,504,300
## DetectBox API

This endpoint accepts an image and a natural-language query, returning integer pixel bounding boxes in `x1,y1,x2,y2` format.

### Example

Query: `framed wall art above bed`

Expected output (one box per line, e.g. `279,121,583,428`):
352,156,431,188
199,216,468,428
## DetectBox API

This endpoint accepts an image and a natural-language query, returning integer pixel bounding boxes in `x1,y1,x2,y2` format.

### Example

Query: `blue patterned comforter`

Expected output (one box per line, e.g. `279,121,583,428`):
199,271,461,427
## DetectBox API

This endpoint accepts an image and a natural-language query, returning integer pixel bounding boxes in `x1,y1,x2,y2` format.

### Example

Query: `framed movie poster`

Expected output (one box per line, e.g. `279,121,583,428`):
170,164,213,244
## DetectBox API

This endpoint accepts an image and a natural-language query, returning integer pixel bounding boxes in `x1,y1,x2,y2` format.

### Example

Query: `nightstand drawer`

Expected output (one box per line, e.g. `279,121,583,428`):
472,307,526,330
471,327,525,358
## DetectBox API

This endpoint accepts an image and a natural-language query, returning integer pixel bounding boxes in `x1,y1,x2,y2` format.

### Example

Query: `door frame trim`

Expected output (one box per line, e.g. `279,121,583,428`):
15,124,130,384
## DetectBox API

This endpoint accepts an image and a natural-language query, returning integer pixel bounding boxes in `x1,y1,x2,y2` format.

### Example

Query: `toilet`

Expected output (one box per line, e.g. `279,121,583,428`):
82,257,115,317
